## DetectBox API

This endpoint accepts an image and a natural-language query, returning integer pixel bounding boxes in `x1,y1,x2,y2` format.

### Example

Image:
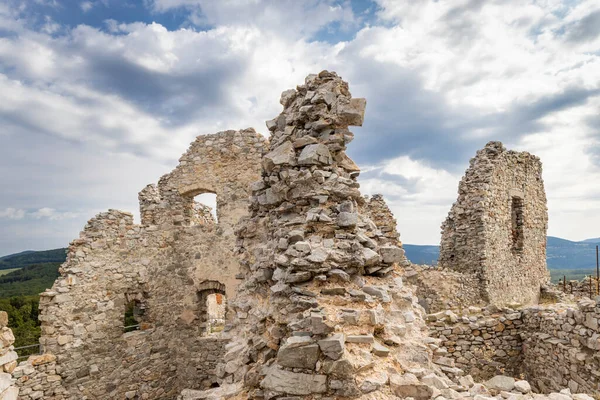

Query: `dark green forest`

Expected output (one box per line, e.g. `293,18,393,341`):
0,250,66,357
0,248,66,270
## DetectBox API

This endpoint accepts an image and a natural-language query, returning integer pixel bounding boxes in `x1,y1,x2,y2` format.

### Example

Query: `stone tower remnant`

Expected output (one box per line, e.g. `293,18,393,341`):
439,141,549,307
219,71,430,399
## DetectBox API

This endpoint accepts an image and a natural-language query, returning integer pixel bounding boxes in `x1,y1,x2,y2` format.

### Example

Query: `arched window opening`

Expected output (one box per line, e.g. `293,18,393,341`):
191,192,218,225
197,280,226,336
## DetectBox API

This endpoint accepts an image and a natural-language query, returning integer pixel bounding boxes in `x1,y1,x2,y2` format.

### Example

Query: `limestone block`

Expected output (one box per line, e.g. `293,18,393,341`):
346,335,374,344
514,380,531,393
338,98,366,126
379,245,405,264
260,367,327,395
262,141,295,173
0,386,18,400
318,334,345,360
337,212,358,228
276,337,320,369
298,144,332,165
485,375,515,392
389,373,433,400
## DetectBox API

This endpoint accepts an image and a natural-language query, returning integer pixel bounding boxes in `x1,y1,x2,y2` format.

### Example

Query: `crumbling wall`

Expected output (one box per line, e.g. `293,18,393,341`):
13,354,65,400
406,265,486,313
439,142,549,307
425,298,600,397
214,71,440,399
521,299,600,395
34,129,266,399
1,311,19,400
427,307,524,380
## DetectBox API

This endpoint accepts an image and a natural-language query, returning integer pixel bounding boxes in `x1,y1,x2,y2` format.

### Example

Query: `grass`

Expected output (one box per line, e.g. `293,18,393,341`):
0,268,19,276
549,268,599,283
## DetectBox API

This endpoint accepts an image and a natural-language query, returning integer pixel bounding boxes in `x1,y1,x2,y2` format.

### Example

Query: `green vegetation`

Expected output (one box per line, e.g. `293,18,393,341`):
0,249,66,357
549,268,598,283
0,268,19,276
0,263,61,297
0,296,41,358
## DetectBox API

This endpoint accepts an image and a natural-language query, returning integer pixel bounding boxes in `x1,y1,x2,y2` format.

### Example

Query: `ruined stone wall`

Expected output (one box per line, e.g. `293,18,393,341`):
555,276,600,300
425,298,600,397
1,311,19,400
34,129,266,399
521,299,600,395
427,307,524,381
214,71,442,399
439,142,549,307
406,265,486,313
13,355,65,400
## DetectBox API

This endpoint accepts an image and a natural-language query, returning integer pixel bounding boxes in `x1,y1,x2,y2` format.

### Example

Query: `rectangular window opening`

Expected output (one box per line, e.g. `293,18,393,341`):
511,196,524,253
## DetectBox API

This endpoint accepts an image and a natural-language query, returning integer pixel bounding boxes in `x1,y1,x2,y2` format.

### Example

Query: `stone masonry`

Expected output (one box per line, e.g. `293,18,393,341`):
426,298,600,396
28,129,267,399
214,71,434,399
439,142,549,307
1,312,19,400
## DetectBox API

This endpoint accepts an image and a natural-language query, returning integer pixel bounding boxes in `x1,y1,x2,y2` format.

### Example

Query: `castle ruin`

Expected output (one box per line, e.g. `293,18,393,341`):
438,142,549,307
1,72,599,400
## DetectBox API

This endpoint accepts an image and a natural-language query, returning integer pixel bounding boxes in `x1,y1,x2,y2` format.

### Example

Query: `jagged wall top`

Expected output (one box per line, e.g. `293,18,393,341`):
439,141,548,307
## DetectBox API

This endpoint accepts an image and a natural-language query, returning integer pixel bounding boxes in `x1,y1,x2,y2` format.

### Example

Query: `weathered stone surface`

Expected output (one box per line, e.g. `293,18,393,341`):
298,144,332,165
380,245,406,264
346,335,374,344
277,337,320,369
262,141,295,172
261,367,327,395
318,334,345,360
389,373,434,400
485,375,515,392
514,380,531,393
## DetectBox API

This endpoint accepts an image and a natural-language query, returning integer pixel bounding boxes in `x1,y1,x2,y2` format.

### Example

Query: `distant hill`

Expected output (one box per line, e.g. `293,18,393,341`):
581,238,600,243
404,236,600,282
0,250,35,261
403,244,440,265
0,248,67,271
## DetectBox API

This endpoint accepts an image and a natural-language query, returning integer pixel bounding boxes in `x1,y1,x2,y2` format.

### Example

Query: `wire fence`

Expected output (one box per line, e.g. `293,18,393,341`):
14,343,42,360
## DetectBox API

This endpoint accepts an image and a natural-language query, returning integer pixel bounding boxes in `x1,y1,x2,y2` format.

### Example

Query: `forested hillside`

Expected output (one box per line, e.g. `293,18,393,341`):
0,248,66,270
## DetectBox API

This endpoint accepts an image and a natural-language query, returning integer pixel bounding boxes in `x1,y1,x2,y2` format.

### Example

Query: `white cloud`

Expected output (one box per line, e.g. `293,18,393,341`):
1,0,600,253
30,208,79,220
148,0,357,39
0,208,26,220
80,1,94,12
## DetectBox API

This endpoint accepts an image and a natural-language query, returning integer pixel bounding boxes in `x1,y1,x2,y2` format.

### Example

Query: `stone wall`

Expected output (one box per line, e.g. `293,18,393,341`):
439,142,549,307
214,71,449,399
426,298,600,397
1,311,19,400
13,355,65,400
407,265,486,313
427,307,524,380
32,129,267,399
521,299,600,395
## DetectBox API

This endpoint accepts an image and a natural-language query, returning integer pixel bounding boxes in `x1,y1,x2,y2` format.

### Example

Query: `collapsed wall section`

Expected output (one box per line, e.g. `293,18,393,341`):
439,142,549,307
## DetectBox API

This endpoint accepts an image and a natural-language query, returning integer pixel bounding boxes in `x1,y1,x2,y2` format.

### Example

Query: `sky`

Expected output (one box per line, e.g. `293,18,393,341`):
1,0,600,255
